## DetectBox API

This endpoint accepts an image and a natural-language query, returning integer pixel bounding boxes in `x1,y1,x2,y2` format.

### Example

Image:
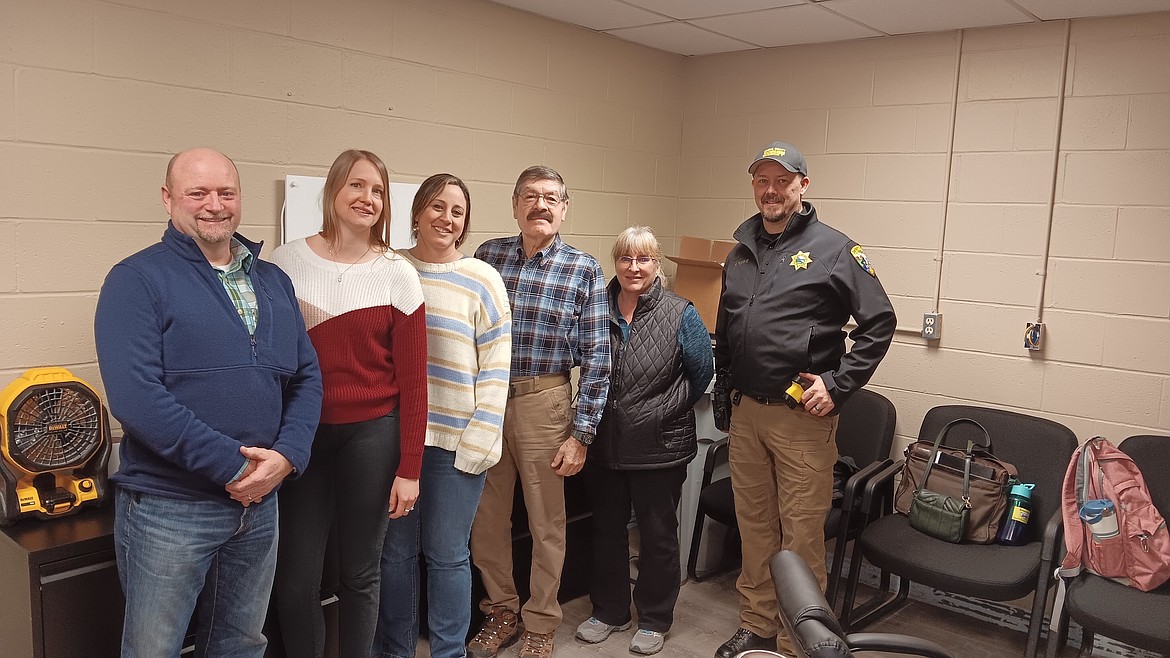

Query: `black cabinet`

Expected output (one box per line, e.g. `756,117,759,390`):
0,505,123,658
0,477,594,658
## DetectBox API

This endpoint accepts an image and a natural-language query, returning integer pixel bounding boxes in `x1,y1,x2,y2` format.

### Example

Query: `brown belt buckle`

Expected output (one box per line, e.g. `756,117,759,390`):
508,378,534,398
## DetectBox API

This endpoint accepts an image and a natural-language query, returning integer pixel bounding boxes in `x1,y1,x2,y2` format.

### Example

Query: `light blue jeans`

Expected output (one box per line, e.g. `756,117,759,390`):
114,486,279,658
375,447,487,658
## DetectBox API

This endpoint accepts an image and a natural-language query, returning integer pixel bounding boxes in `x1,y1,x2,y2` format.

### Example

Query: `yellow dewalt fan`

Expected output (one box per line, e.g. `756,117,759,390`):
0,367,111,525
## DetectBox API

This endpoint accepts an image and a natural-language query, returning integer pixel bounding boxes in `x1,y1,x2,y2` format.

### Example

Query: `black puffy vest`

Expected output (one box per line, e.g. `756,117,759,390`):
593,278,697,470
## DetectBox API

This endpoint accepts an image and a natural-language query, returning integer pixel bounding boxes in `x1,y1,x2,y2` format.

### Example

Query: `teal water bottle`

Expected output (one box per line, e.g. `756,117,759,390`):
997,483,1034,545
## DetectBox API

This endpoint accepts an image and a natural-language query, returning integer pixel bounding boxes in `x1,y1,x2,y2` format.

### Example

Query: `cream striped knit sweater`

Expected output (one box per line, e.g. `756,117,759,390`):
403,251,511,475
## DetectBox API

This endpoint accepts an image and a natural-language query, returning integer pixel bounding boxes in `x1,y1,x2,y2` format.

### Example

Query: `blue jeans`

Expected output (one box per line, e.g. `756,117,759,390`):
375,447,487,658
114,486,278,658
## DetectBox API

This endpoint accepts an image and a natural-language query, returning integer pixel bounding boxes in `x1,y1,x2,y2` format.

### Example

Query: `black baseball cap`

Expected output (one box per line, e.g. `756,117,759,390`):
748,140,808,176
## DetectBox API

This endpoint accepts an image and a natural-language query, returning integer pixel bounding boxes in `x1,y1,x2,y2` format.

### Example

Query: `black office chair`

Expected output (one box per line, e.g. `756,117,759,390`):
686,388,897,596
839,405,1078,658
741,550,953,658
1044,434,1170,658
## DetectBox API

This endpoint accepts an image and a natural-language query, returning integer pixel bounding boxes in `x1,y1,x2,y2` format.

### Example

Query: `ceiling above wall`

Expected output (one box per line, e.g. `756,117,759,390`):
485,0,1170,56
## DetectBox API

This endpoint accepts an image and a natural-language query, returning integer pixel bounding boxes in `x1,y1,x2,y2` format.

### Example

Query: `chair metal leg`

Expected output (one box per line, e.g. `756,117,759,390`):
825,510,853,608
1025,577,1049,658
825,540,846,609
1075,628,1095,657
838,521,908,631
1030,511,1066,658
839,459,911,630
830,506,882,614
687,513,706,581
827,457,895,612
876,568,892,596
842,571,909,630
837,506,867,627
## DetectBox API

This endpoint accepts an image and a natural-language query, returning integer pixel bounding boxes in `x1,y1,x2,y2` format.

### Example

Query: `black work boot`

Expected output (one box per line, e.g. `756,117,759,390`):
714,628,776,658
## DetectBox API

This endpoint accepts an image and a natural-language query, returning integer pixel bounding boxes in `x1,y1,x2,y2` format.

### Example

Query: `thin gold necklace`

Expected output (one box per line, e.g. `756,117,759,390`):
326,242,372,282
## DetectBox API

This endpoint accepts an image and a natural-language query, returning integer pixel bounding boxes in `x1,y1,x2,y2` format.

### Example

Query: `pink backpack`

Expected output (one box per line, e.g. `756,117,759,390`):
1058,436,1170,592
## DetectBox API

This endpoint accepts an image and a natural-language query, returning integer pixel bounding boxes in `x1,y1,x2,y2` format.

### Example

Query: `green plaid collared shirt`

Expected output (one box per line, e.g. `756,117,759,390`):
213,238,258,335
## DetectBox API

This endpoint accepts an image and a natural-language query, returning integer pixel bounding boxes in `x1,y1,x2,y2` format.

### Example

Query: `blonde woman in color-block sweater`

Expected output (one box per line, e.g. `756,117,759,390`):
270,150,428,658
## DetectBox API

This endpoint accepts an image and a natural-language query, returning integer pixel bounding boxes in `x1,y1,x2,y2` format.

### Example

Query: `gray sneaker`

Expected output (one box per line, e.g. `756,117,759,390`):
629,629,665,655
575,617,631,643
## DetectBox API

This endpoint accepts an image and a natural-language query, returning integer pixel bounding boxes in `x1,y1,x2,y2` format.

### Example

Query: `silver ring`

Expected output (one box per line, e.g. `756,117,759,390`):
814,405,821,411
247,495,253,500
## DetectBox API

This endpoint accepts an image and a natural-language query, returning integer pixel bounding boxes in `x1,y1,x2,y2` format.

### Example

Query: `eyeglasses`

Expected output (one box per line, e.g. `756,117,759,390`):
617,256,657,268
517,192,564,207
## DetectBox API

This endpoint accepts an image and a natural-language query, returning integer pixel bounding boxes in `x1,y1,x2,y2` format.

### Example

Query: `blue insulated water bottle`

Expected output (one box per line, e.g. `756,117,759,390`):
997,483,1035,545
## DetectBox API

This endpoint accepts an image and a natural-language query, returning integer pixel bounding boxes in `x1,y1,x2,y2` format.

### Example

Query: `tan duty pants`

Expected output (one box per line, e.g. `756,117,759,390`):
729,395,838,646
469,381,574,634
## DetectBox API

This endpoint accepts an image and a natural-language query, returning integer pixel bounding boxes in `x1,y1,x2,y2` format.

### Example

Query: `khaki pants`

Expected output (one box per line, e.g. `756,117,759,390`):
729,396,838,645
469,382,573,634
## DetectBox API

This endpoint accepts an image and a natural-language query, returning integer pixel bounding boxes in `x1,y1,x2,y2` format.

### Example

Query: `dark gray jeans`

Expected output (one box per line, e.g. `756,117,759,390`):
272,411,400,658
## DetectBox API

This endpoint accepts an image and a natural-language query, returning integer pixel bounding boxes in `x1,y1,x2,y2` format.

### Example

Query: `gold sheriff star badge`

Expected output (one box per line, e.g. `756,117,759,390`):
790,250,812,270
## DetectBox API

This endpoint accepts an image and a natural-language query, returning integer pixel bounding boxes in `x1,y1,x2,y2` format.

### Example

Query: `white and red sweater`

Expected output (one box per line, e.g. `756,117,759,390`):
272,239,428,479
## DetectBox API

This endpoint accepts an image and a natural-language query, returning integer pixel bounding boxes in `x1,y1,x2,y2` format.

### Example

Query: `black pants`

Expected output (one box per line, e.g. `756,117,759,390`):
583,462,687,633
272,412,400,658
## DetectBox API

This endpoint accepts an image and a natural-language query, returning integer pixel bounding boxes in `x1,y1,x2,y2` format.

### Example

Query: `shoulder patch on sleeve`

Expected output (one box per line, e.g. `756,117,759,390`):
851,244,876,277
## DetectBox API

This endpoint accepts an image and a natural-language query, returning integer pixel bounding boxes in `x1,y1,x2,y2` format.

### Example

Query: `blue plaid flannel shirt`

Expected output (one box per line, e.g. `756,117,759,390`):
475,234,611,437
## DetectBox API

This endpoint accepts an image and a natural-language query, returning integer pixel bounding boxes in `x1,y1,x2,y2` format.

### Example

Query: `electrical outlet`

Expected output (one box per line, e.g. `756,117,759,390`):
922,313,942,340
1024,323,1044,351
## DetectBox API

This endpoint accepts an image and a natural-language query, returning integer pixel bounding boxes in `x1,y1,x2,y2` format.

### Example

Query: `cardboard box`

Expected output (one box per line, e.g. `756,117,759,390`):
665,236,736,333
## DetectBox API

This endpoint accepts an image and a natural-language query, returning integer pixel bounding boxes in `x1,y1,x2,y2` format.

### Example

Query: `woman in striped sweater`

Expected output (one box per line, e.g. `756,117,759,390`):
375,173,512,658
270,150,428,658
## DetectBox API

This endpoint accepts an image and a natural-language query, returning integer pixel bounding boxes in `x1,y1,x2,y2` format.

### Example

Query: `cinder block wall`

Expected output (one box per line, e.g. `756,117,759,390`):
0,0,683,395
682,15,1170,448
1,0,1168,448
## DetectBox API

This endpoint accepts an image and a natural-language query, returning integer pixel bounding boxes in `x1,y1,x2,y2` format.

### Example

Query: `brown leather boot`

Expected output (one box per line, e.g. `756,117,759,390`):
518,630,556,658
467,607,521,658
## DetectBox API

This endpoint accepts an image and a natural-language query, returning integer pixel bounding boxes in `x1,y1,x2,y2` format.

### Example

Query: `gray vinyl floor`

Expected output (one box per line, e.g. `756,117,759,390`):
413,567,1055,658
548,570,1033,658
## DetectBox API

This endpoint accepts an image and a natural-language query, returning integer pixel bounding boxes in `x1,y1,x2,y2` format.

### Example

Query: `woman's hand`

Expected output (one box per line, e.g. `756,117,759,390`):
388,476,420,519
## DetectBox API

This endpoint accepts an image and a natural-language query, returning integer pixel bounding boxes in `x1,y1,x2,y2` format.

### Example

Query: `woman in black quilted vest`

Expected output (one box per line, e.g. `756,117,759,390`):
574,226,714,656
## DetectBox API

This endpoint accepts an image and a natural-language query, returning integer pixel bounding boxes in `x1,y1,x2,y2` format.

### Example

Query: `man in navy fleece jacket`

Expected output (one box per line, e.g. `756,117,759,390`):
94,147,322,657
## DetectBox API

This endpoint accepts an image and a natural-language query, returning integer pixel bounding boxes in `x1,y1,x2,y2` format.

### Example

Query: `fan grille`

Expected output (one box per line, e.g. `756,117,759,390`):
10,385,101,470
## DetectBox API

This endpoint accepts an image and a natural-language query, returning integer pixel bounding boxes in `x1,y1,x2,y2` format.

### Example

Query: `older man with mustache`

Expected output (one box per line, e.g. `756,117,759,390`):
468,166,611,658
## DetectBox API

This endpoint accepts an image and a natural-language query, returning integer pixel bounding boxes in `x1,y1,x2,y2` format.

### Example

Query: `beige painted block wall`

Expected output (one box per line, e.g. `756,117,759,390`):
679,14,1170,448
0,0,683,404
1,1,1168,452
